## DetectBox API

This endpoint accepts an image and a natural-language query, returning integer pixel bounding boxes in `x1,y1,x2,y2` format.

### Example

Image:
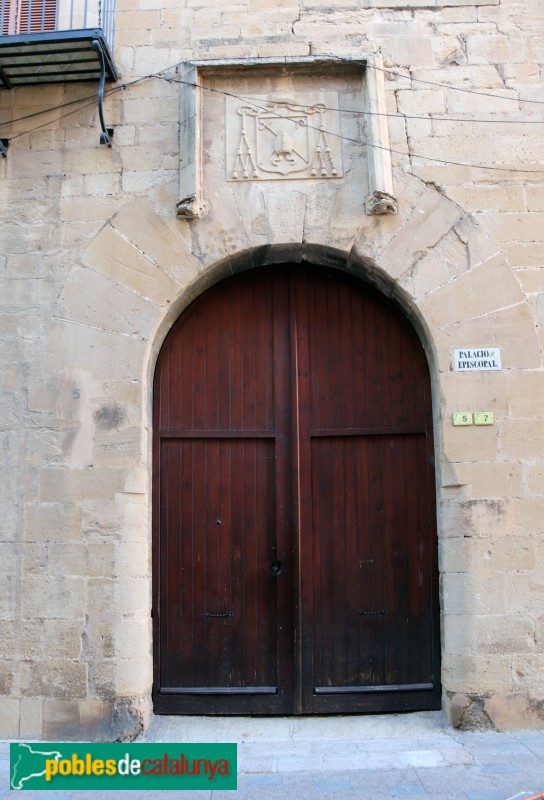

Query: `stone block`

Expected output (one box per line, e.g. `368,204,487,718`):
386,35,434,67
525,185,544,212
378,190,463,278
121,167,178,194
0,659,13,694
88,579,115,616
396,89,446,116
445,185,525,213
0,542,18,576
499,419,544,461
21,577,87,620
483,212,544,244
514,268,544,293
22,544,47,575
512,650,544,698
434,303,541,372
86,619,115,659
506,573,544,615
78,700,115,740
441,422,498,464
114,577,151,616
20,697,43,739
21,660,87,699
83,225,181,305
43,699,81,740
82,502,124,538
453,461,522,499
442,614,478,656
466,34,521,64
62,147,122,177
442,571,506,616
8,149,63,180
115,540,150,578
442,654,512,694
93,427,143,469
114,618,151,660
0,698,19,738
59,195,124,224
506,371,544,417
524,463,544,495
93,661,115,697
485,537,534,572
536,616,544,646
419,254,524,330
19,621,43,658
85,173,121,195
24,504,83,543
114,657,153,696
44,319,147,382
477,615,536,655
43,620,83,658
39,467,127,503
513,497,544,537
111,198,201,279
484,692,544,731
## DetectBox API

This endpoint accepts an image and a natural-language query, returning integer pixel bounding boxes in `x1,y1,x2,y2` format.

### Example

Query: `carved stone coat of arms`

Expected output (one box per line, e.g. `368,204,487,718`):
225,93,343,182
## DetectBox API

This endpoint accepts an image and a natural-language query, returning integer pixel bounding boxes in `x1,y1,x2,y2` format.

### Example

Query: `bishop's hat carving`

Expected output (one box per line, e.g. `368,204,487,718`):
226,94,343,182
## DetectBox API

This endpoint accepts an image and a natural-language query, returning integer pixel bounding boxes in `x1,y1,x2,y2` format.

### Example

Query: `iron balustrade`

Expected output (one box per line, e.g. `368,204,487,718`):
0,0,115,52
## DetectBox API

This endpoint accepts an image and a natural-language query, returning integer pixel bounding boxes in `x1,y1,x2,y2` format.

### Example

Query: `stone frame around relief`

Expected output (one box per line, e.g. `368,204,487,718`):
176,55,398,219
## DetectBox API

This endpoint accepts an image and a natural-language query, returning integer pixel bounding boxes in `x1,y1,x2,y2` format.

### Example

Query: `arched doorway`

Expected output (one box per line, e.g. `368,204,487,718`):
152,264,441,715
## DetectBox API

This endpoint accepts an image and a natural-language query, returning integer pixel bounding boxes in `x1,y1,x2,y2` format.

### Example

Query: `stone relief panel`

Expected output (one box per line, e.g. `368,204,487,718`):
177,57,397,221
226,94,343,182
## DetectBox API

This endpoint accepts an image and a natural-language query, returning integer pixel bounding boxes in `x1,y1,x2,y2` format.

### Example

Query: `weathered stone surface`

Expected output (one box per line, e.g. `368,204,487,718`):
82,225,182,304
377,191,463,278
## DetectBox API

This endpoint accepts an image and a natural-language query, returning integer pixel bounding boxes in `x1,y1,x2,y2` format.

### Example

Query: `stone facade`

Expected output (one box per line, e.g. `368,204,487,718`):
1,0,544,739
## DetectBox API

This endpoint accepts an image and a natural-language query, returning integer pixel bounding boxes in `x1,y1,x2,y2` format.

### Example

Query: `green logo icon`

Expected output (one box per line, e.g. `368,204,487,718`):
10,742,237,791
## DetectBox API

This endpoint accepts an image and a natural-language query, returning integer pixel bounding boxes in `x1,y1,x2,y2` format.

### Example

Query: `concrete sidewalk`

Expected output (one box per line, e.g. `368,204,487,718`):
2,711,544,799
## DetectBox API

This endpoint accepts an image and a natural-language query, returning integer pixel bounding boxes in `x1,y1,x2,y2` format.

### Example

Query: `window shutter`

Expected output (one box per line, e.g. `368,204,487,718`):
18,0,57,32
2,0,57,33
1,0,14,34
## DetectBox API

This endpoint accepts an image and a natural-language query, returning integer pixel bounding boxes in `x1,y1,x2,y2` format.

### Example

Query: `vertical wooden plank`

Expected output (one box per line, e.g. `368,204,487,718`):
291,267,314,712
180,315,195,431
363,294,380,429
271,269,294,708
180,440,195,684
192,439,208,683
229,285,244,432
204,296,219,430
216,285,231,432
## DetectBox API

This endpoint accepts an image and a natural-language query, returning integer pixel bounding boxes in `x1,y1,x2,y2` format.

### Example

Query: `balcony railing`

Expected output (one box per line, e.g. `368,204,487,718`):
0,0,117,88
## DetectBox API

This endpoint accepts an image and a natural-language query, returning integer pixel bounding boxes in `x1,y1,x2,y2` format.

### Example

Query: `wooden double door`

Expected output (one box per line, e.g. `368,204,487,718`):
153,265,440,715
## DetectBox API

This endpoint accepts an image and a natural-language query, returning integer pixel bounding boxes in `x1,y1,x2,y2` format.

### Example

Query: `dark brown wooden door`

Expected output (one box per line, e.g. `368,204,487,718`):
153,266,440,715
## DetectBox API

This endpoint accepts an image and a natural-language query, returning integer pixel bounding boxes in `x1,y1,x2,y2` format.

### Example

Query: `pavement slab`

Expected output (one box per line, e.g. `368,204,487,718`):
1,711,543,799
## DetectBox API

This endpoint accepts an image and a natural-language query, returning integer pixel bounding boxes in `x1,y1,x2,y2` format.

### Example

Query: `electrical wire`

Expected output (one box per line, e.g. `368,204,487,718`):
2,58,544,174
2,50,544,132
330,54,544,106
167,76,544,175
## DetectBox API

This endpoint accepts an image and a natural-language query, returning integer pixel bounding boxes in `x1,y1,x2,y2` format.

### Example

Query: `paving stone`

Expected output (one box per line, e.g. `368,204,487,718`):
481,765,519,774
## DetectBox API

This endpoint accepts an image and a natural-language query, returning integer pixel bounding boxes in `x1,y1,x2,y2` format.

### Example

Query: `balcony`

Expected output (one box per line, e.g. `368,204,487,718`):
0,0,117,89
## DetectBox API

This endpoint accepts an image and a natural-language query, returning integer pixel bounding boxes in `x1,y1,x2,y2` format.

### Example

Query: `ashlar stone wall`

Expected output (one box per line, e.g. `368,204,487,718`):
0,0,543,739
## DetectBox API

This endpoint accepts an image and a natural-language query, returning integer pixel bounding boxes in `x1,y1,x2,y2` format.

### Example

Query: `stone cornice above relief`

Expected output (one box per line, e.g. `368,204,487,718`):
176,54,398,219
